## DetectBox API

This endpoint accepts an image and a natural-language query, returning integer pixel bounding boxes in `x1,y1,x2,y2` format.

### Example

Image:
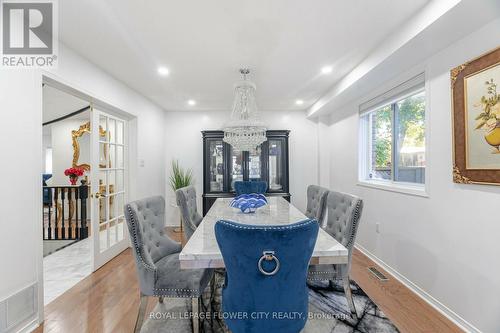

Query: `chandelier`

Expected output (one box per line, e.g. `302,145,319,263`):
223,68,267,151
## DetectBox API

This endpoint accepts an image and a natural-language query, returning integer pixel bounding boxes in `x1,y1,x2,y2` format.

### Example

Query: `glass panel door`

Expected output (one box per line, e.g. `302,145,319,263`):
208,139,224,192
248,146,262,180
91,108,128,271
229,147,243,191
268,139,284,191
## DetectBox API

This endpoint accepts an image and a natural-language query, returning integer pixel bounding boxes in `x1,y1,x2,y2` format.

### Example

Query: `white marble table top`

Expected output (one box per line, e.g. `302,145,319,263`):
179,197,348,269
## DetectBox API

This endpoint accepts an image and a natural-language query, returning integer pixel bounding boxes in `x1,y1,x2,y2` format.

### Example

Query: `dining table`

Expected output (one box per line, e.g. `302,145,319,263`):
179,196,348,269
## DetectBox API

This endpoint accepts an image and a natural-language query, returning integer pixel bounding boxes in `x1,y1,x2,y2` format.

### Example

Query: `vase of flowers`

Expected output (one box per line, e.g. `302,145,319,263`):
64,167,84,185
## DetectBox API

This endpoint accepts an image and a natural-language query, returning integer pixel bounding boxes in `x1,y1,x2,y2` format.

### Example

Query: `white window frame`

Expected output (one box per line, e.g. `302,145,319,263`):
358,73,429,197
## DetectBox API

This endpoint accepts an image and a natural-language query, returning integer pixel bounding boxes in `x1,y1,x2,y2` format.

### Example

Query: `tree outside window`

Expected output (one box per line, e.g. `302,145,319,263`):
364,90,426,184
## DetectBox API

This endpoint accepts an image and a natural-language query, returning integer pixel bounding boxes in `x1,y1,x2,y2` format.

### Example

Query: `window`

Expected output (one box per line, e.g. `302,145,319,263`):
359,74,426,190
45,148,53,174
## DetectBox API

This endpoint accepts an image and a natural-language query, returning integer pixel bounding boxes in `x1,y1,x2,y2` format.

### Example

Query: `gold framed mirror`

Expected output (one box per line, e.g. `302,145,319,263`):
72,121,108,170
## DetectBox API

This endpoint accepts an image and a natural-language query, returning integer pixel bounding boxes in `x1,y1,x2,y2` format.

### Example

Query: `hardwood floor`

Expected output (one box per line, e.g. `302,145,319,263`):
350,248,463,333
34,228,463,333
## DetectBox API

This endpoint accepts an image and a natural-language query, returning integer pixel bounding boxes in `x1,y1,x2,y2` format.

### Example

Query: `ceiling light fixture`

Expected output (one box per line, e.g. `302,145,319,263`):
157,66,169,76
295,99,304,105
187,99,196,106
223,68,267,152
321,66,333,74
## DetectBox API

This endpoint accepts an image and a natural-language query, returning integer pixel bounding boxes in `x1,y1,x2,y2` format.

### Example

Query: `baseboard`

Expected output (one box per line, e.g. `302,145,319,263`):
355,243,481,333
16,318,38,333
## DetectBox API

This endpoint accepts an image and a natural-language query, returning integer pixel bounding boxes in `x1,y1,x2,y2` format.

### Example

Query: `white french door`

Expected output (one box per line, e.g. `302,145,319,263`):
90,107,129,270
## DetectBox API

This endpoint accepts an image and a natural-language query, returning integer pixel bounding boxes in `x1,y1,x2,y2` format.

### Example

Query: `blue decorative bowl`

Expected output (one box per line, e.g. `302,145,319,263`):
230,193,267,213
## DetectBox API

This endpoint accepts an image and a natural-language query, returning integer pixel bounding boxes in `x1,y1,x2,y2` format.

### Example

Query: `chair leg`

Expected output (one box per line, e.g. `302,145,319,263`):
192,296,200,333
342,277,358,320
210,273,217,303
135,294,148,333
210,274,216,330
328,280,335,289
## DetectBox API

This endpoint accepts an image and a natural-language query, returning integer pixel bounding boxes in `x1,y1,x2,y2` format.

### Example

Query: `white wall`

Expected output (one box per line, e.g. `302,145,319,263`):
46,45,167,202
321,18,500,333
0,70,42,331
164,110,319,226
42,132,52,174
0,43,166,330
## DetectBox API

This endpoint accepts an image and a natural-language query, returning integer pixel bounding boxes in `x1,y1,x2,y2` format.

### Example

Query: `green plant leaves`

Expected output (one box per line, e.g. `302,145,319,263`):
169,159,194,192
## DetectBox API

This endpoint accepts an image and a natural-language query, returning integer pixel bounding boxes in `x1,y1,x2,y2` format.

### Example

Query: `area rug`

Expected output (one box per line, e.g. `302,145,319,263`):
142,276,399,333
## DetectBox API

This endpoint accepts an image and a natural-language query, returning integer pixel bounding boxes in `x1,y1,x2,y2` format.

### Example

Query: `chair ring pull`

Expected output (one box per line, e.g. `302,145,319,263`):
258,251,280,276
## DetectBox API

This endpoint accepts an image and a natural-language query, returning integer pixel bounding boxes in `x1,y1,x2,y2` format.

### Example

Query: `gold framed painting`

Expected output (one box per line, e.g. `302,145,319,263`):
452,46,500,184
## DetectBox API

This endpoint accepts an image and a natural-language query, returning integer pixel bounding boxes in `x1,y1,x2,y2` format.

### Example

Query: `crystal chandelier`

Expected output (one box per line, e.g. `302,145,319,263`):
223,68,267,151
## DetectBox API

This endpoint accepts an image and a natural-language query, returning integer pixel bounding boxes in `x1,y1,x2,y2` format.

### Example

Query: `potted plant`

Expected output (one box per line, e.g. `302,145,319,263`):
64,167,85,185
169,160,194,232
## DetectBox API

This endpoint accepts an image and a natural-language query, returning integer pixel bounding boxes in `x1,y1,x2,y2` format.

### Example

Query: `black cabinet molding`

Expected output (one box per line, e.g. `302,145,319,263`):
201,130,291,215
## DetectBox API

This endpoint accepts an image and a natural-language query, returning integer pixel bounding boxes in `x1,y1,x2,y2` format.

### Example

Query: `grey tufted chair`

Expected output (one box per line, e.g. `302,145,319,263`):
175,185,203,241
307,190,363,319
304,185,329,224
125,196,213,333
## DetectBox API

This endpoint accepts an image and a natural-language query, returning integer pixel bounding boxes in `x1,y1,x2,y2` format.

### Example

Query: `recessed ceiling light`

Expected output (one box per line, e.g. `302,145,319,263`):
321,66,333,74
295,99,304,105
187,99,196,106
157,66,169,76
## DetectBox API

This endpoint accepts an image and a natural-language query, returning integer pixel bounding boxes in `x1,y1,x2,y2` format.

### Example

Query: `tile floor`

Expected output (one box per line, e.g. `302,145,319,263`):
43,224,126,305
43,238,91,305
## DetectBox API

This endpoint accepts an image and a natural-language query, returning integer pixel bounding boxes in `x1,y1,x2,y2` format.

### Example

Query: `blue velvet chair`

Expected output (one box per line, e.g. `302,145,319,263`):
234,180,268,196
215,219,319,333
42,174,52,206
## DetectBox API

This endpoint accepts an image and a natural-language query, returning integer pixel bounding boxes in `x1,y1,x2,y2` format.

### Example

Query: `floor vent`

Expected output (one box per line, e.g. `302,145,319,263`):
368,267,389,281
0,284,37,333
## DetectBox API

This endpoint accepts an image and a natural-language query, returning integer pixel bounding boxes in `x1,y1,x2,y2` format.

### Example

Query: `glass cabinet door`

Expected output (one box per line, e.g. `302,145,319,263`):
229,147,243,191
208,140,224,192
268,139,284,191
248,146,262,181
202,130,289,216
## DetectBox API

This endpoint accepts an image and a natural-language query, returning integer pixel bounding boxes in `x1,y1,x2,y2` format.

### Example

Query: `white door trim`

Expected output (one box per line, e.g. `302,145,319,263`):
39,74,137,325
90,107,129,271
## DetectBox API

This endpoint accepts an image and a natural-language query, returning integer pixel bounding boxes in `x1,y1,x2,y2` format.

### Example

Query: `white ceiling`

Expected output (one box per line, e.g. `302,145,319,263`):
43,85,89,124
309,0,500,118
58,0,431,112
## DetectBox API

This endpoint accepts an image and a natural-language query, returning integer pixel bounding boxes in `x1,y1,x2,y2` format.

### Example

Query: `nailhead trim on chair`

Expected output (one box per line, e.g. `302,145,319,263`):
307,277,332,281
218,219,316,230
307,193,363,282
307,277,344,281
151,291,202,298
126,205,157,273
127,204,206,297
148,294,202,298
155,288,200,292
345,199,362,250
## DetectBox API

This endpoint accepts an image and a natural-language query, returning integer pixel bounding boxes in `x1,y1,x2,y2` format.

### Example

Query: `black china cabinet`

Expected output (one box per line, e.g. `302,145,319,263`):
202,130,290,215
